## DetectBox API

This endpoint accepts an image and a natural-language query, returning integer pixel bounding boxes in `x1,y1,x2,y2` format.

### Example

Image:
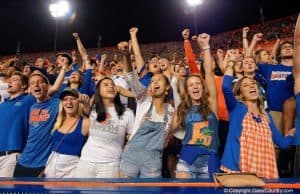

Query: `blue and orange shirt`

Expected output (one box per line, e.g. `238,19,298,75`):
18,97,59,168
180,105,219,164
258,63,293,112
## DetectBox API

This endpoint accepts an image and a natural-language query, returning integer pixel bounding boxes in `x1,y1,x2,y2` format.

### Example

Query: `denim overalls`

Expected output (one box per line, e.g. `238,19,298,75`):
120,103,169,178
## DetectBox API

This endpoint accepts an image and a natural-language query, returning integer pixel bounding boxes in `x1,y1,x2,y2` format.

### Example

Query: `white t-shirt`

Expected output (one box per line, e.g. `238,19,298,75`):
112,75,129,106
80,107,134,163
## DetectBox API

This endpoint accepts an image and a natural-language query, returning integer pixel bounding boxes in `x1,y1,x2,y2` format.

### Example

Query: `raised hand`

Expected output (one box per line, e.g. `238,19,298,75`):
253,33,263,42
197,33,210,49
118,41,129,52
182,28,190,40
72,32,79,40
242,27,249,36
79,93,90,105
129,27,138,35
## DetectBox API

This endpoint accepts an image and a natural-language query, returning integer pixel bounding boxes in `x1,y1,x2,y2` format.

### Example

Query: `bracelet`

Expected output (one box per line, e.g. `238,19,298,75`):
243,37,247,39
202,46,210,51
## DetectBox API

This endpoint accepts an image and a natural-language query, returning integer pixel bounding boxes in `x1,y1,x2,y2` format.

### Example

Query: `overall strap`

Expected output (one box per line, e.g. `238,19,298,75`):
144,102,169,123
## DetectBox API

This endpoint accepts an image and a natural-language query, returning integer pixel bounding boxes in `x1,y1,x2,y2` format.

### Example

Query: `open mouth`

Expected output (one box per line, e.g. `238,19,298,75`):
153,64,159,69
33,88,42,94
192,90,200,96
153,85,160,92
249,89,257,95
65,104,74,110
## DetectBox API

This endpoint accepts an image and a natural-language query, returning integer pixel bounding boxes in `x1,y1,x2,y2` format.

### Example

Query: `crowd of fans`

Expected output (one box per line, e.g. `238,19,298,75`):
0,13,299,180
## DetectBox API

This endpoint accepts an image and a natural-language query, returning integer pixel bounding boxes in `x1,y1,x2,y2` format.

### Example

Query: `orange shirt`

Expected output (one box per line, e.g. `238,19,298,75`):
215,76,229,121
184,40,200,74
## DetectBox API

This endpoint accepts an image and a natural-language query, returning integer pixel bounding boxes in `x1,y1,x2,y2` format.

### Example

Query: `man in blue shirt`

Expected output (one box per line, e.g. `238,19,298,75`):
0,71,35,177
14,67,66,177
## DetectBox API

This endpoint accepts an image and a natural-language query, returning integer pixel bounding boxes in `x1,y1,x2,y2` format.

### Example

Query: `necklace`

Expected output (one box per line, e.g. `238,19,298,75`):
251,112,262,123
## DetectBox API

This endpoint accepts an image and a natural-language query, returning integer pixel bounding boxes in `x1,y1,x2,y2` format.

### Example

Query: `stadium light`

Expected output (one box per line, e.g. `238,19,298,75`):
49,1,70,53
186,0,203,34
187,0,203,7
49,1,70,18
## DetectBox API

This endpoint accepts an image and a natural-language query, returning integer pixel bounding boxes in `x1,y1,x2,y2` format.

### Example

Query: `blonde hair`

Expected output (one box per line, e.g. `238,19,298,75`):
52,100,84,132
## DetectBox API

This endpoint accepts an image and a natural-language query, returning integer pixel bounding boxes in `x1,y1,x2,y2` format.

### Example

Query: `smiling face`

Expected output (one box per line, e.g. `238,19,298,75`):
238,77,259,102
149,73,169,98
29,75,48,102
186,76,203,104
99,78,117,99
62,95,80,116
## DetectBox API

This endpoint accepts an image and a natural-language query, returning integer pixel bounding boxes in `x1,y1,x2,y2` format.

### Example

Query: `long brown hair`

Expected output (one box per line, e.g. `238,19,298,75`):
233,76,269,121
176,74,211,129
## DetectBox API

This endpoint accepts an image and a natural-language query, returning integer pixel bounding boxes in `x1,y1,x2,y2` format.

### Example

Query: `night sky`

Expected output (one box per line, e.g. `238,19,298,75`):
0,0,299,55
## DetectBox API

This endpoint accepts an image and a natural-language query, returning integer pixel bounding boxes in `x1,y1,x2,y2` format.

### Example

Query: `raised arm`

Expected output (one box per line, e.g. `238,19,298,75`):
245,33,263,57
47,64,67,96
73,33,88,60
117,86,136,98
129,27,145,75
197,33,217,116
182,28,200,74
117,41,132,73
271,39,281,63
222,62,238,112
242,27,250,53
294,14,300,95
216,49,225,73
97,53,107,73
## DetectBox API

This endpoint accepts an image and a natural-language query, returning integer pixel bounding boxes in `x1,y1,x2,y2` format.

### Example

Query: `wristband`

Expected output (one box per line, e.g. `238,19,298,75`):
202,46,210,51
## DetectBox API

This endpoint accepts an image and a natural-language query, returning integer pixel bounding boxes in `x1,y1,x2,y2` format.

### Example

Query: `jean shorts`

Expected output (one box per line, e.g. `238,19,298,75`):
176,155,210,179
120,148,162,178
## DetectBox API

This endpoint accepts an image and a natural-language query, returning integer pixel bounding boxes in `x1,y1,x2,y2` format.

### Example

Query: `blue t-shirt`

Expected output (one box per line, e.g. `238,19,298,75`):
258,63,293,112
180,106,219,164
0,94,35,152
18,97,59,168
139,72,153,87
56,69,94,97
